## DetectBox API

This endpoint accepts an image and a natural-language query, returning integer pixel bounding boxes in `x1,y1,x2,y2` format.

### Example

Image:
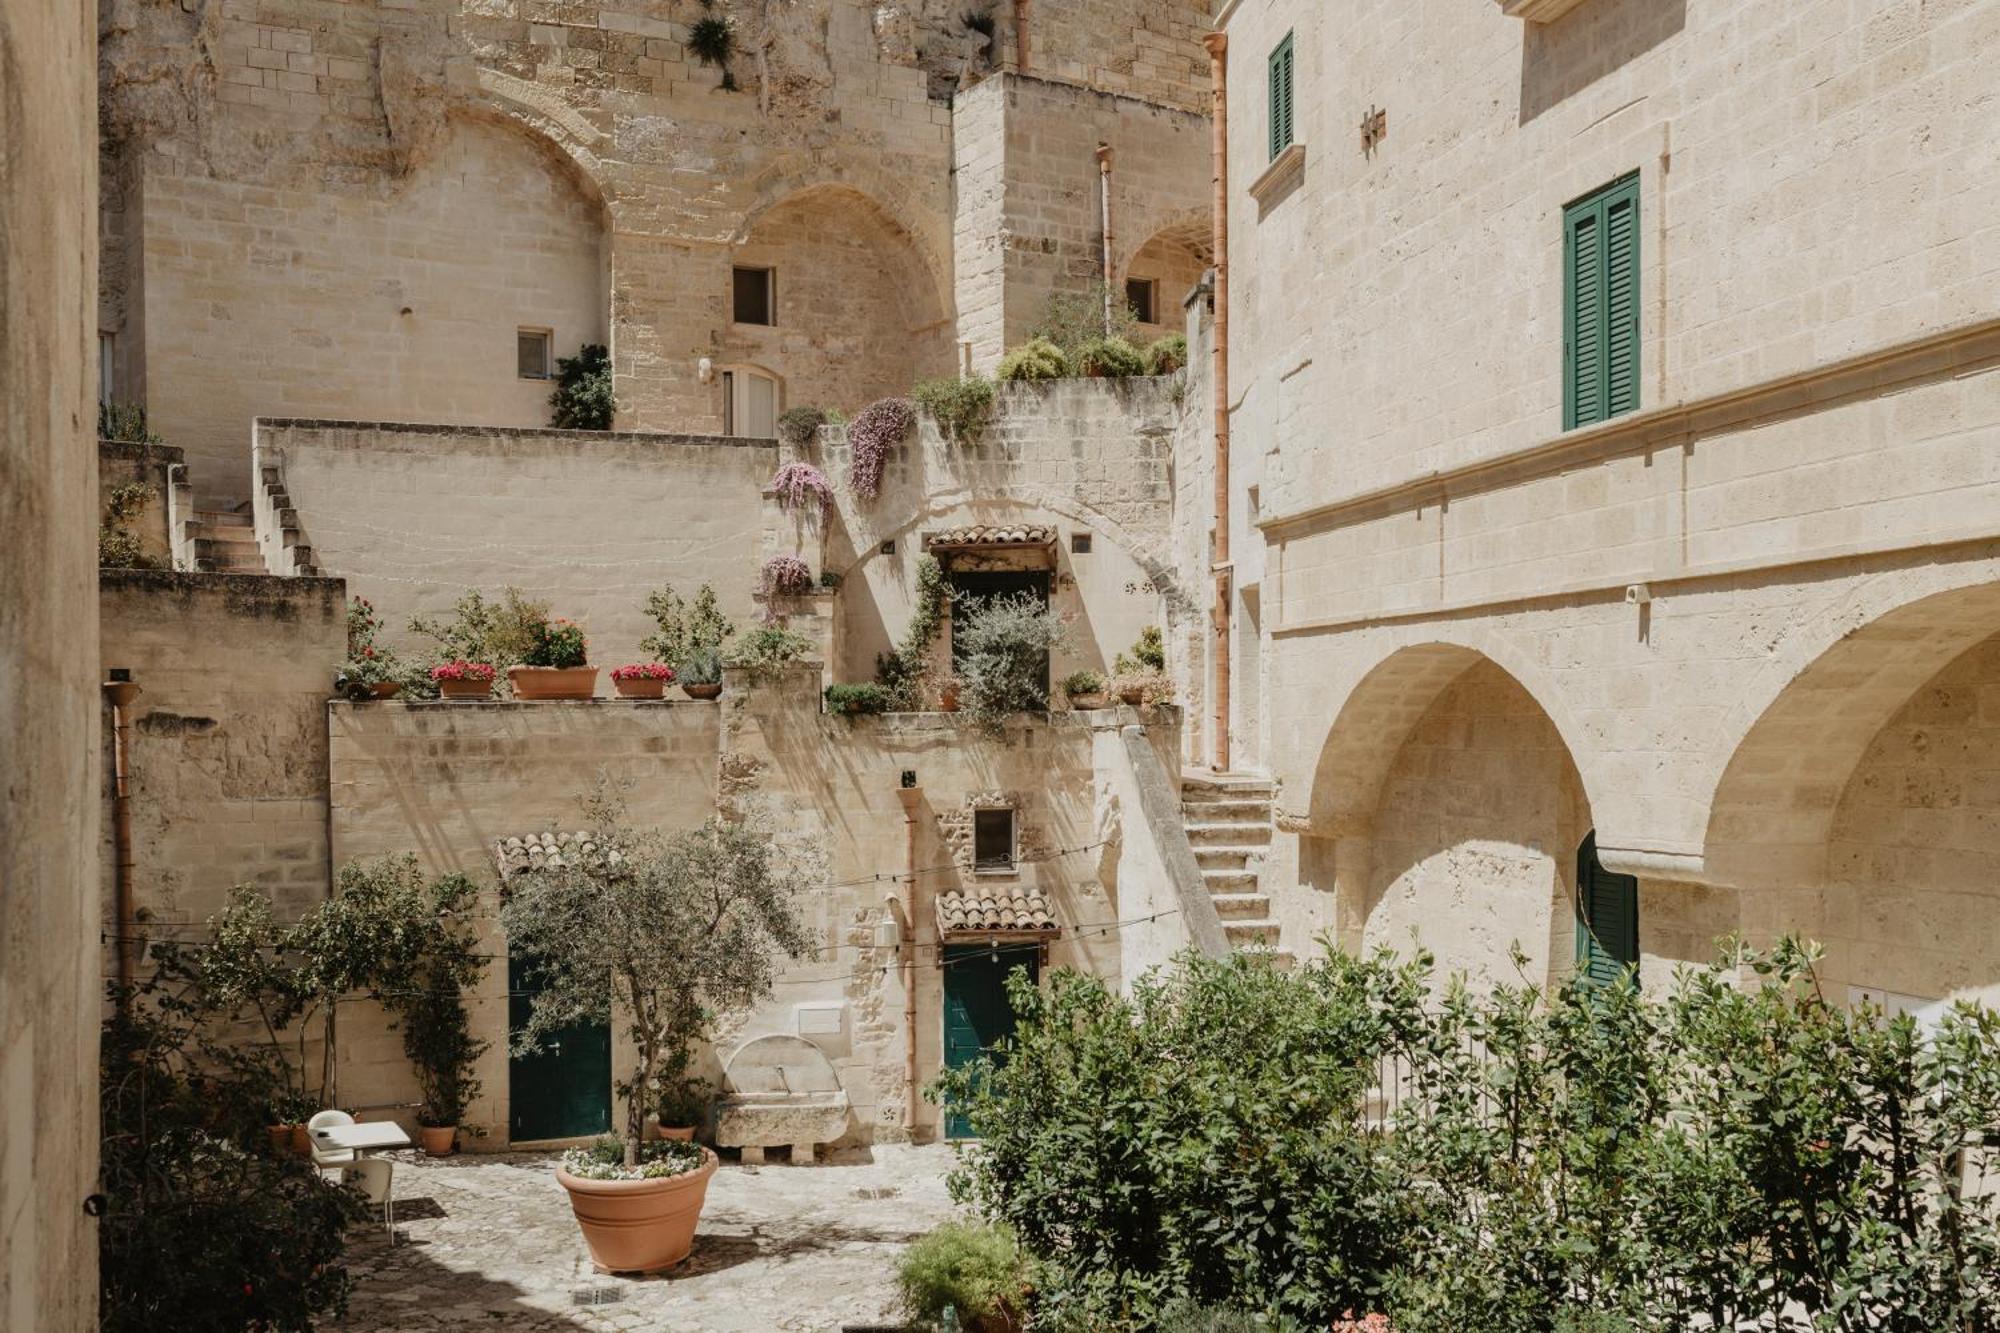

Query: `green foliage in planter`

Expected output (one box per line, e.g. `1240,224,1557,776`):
335,595,408,700
99,400,164,444
777,405,828,449
953,592,1071,729
99,481,160,569
1031,281,1138,355
819,568,843,590
896,1222,1028,1331
1061,670,1105,698
1156,1303,1309,1333
501,786,817,1160
1073,335,1147,379
679,647,724,687
408,587,552,696
725,625,814,680
641,582,736,673
874,555,948,709
522,617,589,668
1143,334,1189,376
825,682,894,716
913,373,996,444
997,337,1072,382
655,1067,714,1130
548,342,616,430
1112,625,1166,675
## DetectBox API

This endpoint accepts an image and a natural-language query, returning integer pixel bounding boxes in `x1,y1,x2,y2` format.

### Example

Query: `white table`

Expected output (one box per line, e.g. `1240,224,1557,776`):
313,1122,412,1153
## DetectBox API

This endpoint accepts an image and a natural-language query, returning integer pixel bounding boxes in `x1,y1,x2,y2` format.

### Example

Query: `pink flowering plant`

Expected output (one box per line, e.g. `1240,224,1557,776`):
761,554,815,599
844,396,914,502
610,663,675,683
429,660,496,683
769,462,833,518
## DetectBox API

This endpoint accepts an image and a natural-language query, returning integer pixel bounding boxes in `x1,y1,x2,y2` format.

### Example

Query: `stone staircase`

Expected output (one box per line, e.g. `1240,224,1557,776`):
1181,771,1292,968
191,505,265,574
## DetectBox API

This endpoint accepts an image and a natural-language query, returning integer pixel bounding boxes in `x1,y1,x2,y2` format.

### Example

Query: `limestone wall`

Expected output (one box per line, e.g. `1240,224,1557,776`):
1020,0,1211,113
256,418,777,678
97,439,184,569
0,0,101,1323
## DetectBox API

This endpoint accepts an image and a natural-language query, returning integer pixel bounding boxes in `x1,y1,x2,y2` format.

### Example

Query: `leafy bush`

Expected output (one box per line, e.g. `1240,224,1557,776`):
1031,281,1138,355
825,682,894,716
761,553,815,598
522,617,589,668
1073,336,1147,379
640,582,736,674
725,626,814,679
549,342,616,430
1061,670,1106,698
875,554,948,709
997,337,1072,383
99,400,164,444
335,595,406,699
99,481,160,569
777,405,828,448
1113,625,1166,675
688,14,735,68
1156,1303,1307,1333
561,1135,705,1182
1144,334,1189,376
897,1222,1029,1331
408,587,553,696
914,374,997,443
769,461,834,517
952,592,1071,729
679,648,723,686
846,396,915,501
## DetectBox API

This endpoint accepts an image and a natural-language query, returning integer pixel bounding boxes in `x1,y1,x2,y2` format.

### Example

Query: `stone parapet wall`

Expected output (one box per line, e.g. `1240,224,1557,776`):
97,439,185,570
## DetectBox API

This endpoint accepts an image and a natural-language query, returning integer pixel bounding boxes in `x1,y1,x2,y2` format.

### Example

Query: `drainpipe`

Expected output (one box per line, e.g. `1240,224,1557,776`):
896,784,924,1137
104,676,143,1002
1203,31,1233,773
1014,0,1031,74
1096,144,1116,336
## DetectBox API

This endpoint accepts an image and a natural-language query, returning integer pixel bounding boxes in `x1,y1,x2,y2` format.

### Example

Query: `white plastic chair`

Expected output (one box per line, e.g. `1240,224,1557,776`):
307,1109,355,1169
345,1156,395,1241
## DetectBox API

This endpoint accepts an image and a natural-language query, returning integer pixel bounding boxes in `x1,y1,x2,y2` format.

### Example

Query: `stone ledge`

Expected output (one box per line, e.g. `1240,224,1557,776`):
1248,142,1306,210
1498,0,1594,21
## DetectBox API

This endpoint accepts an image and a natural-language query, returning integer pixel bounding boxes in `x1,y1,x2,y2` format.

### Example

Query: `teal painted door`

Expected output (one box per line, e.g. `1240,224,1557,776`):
508,950,612,1142
941,943,1041,1139
1575,832,1639,987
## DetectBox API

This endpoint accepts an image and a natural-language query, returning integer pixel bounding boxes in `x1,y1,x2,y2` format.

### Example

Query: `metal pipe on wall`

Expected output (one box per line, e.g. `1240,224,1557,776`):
1097,143,1116,336
896,785,924,1136
1203,31,1233,773
104,677,143,1000
1014,0,1031,74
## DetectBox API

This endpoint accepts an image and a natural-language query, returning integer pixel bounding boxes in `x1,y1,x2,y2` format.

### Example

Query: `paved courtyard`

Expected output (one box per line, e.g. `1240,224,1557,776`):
339,1144,964,1332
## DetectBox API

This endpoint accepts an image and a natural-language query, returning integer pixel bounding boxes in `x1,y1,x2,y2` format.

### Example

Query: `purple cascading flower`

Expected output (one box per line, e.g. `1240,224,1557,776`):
844,397,914,502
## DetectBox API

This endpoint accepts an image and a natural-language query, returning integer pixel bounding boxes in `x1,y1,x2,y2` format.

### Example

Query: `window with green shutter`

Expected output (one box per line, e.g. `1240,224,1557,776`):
1563,173,1640,430
1268,33,1295,162
1575,832,1639,987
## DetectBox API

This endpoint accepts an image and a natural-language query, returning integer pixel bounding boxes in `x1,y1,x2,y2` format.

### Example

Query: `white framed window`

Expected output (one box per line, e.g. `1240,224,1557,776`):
732,266,776,326
722,367,780,438
973,808,1016,874
99,332,115,407
516,328,552,380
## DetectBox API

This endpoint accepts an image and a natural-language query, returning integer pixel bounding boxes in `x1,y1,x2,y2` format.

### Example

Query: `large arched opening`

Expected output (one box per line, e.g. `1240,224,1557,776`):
1120,212,1211,344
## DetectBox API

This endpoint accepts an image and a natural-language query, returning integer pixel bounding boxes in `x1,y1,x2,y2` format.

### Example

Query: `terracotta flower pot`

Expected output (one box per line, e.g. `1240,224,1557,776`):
557,1149,719,1275
267,1124,293,1156
290,1124,313,1157
1117,684,1146,706
507,665,599,700
439,677,493,700
420,1126,457,1157
939,682,961,712
370,680,402,699
681,683,722,701
614,677,667,700
1068,693,1108,710
656,1125,696,1142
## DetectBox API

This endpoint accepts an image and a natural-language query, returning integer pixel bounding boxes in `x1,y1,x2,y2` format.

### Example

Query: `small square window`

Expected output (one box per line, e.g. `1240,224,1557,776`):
1125,278,1157,326
516,329,552,380
879,539,897,557
733,267,775,326
973,808,1016,873
1070,532,1093,555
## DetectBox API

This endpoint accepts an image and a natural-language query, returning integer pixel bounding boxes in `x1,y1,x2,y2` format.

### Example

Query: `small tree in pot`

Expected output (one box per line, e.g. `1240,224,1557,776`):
501,787,819,1272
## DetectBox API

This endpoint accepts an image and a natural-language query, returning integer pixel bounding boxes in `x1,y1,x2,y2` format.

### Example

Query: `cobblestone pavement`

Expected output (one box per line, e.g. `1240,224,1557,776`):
339,1144,963,1332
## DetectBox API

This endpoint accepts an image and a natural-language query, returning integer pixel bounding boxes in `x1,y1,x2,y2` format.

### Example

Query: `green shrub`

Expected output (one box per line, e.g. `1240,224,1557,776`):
99,482,159,569
824,683,894,716
874,554,947,709
896,1222,1028,1331
522,617,589,668
724,626,814,680
952,592,1071,729
1112,625,1166,675
639,583,736,674
1156,1303,1307,1333
679,648,723,687
1144,334,1189,376
1073,335,1146,378
99,401,164,444
549,343,616,430
777,405,827,448
1031,281,1138,355
997,337,1072,382
1061,670,1106,698
407,587,551,697
913,374,997,443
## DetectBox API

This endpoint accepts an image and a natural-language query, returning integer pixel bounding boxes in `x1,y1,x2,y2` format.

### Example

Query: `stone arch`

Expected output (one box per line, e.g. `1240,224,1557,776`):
468,70,617,211
1118,208,1212,337
729,175,954,333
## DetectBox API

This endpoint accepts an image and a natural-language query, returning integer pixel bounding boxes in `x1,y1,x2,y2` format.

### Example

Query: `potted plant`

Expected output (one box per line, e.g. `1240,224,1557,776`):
679,649,723,701
653,1063,713,1142
335,596,406,700
937,674,963,713
1062,670,1108,710
612,663,675,700
265,1088,316,1157
431,660,496,700
507,617,597,700
761,553,815,600
501,789,816,1273
1112,627,1169,706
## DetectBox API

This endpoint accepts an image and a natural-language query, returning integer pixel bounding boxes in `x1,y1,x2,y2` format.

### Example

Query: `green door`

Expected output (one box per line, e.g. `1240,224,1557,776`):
508,949,612,1143
941,943,1040,1139
1575,832,1639,987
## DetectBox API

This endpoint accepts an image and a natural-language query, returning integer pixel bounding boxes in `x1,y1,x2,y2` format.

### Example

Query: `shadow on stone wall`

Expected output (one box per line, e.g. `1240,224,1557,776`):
1519,0,1688,125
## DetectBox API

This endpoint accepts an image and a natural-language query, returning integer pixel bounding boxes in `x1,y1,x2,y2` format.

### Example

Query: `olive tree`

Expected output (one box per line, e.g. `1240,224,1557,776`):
500,790,819,1164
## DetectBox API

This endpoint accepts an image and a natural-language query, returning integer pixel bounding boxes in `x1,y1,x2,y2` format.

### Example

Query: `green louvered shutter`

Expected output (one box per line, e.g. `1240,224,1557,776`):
1268,34,1294,162
1575,832,1639,988
1564,173,1640,430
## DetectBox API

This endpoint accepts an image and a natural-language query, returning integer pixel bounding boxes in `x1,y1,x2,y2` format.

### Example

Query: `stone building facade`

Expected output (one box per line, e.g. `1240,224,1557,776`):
1184,0,2000,1007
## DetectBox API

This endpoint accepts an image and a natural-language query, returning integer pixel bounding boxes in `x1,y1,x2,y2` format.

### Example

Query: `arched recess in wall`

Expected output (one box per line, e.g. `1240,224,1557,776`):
723,183,956,414
1118,208,1212,340
1702,572,2000,1006
1299,640,1598,989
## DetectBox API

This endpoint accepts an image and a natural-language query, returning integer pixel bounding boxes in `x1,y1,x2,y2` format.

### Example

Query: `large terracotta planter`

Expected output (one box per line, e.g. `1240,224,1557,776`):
439,677,493,701
614,677,667,700
370,680,402,699
557,1149,719,1274
420,1126,456,1156
681,683,722,701
290,1124,312,1157
507,665,599,700
267,1124,294,1157
1067,692,1108,710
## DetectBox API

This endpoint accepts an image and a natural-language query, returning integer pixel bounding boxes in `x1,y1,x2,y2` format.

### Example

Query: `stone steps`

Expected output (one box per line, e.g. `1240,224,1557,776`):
192,506,267,574
1179,771,1288,969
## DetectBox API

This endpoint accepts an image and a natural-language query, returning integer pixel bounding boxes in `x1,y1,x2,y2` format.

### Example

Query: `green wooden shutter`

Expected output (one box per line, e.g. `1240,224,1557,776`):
1575,832,1639,987
1563,173,1640,429
1268,33,1294,162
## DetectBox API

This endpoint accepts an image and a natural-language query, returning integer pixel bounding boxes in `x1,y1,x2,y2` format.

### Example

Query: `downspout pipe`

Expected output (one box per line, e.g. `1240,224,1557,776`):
1014,0,1031,75
896,785,924,1137
1096,143,1115,335
104,677,143,1002
1203,31,1233,773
